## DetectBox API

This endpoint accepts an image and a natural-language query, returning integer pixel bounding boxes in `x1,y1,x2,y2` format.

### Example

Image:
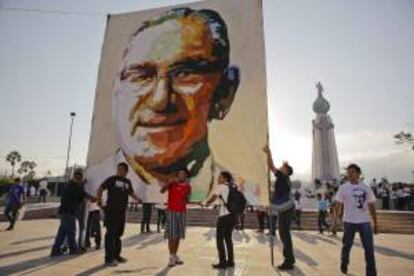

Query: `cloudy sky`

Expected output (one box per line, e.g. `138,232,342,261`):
0,0,413,183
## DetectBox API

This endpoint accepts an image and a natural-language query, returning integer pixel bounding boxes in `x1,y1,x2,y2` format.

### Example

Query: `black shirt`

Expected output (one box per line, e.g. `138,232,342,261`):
101,175,133,213
272,170,291,202
59,181,87,215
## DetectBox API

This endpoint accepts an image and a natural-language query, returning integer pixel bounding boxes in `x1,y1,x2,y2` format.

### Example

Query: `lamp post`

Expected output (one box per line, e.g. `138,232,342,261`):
64,112,76,184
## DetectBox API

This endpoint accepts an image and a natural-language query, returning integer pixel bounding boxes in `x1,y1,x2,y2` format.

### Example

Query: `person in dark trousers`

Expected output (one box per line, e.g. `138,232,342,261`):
141,202,153,233
97,162,142,266
4,178,26,231
38,178,48,203
332,164,378,276
85,202,102,250
266,207,278,237
264,146,295,271
381,185,390,210
155,203,166,233
51,171,95,256
317,193,330,234
204,171,237,269
76,193,88,252
293,197,302,228
255,207,266,233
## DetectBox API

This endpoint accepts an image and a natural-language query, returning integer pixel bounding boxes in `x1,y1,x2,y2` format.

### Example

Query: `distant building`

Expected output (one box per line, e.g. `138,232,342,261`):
311,82,340,187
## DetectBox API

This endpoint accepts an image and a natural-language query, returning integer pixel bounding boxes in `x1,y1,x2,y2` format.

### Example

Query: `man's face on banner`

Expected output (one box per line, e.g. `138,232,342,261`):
114,16,223,169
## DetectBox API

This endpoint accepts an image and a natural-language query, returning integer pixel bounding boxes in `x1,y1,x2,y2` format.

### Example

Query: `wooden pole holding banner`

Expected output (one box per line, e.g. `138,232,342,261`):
267,165,275,266
265,132,275,267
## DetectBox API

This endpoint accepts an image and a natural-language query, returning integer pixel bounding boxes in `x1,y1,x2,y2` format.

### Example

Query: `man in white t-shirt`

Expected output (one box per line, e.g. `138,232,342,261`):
332,164,378,276
204,171,236,269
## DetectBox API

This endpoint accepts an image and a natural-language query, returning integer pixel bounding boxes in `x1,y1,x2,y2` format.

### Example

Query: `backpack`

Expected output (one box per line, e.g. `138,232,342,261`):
220,183,247,215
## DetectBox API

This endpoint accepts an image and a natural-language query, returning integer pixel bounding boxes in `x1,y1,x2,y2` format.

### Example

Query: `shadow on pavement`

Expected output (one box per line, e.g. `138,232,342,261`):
135,235,164,250
292,232,338,245
0,245,50,259
203,228,215,241
11,235,55,245
122,233,163,248
112,266,158,274
216,267,236,276
270,242,319,268
272,264,307,276
74,264,107,276
0,254,82,275
233,230,251,243
354,240,414,260
154,265,172,276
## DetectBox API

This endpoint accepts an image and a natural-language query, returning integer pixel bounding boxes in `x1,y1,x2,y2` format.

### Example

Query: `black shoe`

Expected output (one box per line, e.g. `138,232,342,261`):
227,261,235,268
212,263,227,269
117,256,128,263
277,262,294,271
105,260,118,267
95,244,101,250
341,263,348,274
5,226,13,231
50,251,62,257
61,245,69,254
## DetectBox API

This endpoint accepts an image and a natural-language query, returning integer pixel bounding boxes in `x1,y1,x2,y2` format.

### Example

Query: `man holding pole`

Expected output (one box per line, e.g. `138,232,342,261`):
264,146,295,271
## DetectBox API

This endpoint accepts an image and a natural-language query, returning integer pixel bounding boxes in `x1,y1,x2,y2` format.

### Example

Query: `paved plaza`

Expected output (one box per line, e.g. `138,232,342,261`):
0,219,413,276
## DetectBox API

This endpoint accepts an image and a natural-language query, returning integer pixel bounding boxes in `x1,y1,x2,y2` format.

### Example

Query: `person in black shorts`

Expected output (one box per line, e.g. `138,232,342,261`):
96,162,142,266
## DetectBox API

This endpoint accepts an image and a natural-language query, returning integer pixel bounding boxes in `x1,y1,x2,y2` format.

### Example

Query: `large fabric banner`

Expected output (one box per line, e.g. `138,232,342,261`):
86,0,268,205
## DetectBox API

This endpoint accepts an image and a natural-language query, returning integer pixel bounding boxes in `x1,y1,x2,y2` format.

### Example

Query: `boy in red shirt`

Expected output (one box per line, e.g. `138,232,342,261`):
160,168,192,267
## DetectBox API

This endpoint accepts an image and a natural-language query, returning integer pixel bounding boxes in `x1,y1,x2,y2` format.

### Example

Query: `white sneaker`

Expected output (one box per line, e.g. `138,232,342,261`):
175,255,184,265
168,256,176,267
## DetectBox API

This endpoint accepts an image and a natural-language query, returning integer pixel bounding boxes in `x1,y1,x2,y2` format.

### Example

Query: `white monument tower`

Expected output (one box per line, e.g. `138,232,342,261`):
311,82,340,186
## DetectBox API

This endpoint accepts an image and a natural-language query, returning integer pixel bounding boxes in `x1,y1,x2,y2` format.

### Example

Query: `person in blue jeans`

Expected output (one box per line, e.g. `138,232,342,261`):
332,164,378,276
51,170,95,256
4,178,26,231
316,193,330,234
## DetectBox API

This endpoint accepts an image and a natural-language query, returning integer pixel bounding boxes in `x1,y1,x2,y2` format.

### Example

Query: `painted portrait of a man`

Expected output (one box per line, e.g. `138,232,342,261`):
86,0,268,204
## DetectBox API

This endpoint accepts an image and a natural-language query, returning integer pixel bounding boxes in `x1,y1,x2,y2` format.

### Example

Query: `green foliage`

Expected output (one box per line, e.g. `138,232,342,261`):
0,178,12,185
394,131,414,152
5,151,38,178
5,150,22,176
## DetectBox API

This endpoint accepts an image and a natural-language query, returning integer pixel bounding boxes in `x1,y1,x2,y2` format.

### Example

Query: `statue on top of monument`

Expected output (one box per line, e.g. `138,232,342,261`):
316,81,324,95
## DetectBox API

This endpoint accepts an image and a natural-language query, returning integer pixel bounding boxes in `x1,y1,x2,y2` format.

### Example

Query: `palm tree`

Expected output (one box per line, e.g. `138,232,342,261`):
6,151,22,177
18,161,31,176
28,161,37,179
394,131,414,152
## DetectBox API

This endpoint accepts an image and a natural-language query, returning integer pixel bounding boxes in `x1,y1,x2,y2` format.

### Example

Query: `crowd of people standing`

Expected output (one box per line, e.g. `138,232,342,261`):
370,178,413,211
4,155,401,275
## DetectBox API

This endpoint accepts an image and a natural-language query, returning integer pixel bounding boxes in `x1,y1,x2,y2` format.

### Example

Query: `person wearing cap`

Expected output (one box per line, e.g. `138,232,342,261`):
332,163,378,276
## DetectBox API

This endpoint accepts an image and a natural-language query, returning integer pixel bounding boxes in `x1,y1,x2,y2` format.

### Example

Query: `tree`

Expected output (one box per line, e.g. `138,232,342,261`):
18,161,31,176
6,151,22,177
27,161,37,179
28,161,37,172
394,131,414,152
17,160,36,179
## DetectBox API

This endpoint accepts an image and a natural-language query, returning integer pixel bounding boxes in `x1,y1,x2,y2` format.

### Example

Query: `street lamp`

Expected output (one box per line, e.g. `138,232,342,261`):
64,112,76,183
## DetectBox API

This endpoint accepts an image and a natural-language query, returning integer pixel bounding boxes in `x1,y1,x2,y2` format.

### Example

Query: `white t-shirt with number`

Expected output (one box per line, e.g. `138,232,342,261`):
215,184,230,217
336,182,376,223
